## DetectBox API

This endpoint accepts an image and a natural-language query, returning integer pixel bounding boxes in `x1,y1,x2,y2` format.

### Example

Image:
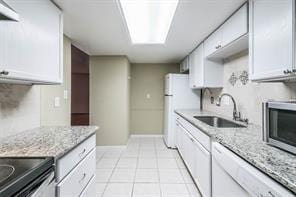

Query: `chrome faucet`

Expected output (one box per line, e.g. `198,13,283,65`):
216,93,248,124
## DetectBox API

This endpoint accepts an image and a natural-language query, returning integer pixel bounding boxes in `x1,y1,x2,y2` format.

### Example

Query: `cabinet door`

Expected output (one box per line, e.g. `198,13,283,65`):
222,4,248,47
185,56,190,71
180,60,185,73
0,0,62,83
193,139,211,197
204,29,222,57
175,121,180,149
189,44,204,88
179,125,187,159
185,132,196,175
250,0,294,81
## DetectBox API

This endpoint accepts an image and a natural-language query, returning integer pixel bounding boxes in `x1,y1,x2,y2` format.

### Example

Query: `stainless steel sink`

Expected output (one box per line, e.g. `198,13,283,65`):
194,116,246,128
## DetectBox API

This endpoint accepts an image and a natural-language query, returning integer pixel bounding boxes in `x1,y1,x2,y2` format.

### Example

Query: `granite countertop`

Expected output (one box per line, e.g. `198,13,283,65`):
0,126,98,159
175,109,296,194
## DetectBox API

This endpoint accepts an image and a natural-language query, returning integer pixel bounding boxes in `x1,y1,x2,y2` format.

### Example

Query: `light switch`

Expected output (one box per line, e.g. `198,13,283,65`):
63,90,68,99
54,97,60,107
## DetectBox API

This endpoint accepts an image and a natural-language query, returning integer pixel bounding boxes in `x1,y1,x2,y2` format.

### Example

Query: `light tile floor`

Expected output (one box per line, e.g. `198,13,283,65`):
96,136,201,197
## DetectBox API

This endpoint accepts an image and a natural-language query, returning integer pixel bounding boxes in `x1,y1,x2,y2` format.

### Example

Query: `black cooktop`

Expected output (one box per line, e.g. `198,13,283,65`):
0,157,54,197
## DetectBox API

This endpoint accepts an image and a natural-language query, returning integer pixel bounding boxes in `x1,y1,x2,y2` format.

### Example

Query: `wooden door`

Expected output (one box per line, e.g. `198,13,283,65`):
71,45,89,125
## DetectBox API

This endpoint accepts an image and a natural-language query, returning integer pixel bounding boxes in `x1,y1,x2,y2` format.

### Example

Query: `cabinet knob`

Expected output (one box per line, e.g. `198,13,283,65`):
0,70,9,76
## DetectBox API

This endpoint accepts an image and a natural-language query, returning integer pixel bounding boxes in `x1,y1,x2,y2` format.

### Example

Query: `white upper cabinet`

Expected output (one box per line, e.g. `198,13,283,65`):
189,45,203,88
249,0,296,82
0,0,63,84
189,43,223,89
222,4,248,47
204,29,223,57
204,4,248,60
180,56,190,73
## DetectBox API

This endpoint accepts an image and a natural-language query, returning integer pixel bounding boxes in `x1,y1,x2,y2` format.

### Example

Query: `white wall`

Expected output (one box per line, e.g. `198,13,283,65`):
203,51,296,125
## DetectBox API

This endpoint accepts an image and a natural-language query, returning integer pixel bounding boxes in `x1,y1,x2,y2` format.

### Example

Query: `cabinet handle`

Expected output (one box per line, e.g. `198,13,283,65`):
215,45,221,49
0,70,9,76
79,173,87,183
79,148,86,157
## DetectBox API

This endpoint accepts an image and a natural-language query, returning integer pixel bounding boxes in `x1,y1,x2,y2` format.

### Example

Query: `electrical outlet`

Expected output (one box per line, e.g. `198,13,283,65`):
210,96,214,104
63,90,68,99
54,97,60,107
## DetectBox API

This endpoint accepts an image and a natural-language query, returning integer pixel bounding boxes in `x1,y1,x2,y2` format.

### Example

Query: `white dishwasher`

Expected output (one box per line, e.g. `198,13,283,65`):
212,142,294,197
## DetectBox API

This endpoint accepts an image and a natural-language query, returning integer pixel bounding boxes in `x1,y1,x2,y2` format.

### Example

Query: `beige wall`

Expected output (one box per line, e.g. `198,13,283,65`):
203,51,296,125
131,63,179,135
40,36,72,126
90,56,131,145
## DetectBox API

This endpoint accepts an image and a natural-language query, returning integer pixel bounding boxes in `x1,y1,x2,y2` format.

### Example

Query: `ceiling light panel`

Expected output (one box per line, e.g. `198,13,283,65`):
119,0,179,44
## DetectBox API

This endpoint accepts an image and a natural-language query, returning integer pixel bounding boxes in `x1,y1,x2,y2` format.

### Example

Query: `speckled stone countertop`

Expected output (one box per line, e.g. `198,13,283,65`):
175,109,296,194
0,126,98,159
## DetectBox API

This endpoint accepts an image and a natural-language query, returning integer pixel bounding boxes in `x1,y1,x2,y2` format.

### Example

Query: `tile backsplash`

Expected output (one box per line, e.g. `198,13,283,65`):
0,84,40,138
203,51,296,126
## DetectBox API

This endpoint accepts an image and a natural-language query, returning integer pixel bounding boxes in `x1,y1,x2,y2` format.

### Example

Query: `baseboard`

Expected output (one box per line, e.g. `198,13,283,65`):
130,134,163,138
96,145,127,149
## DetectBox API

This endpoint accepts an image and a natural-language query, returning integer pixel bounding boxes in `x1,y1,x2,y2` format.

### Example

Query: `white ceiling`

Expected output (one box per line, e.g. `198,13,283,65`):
54,0,245,63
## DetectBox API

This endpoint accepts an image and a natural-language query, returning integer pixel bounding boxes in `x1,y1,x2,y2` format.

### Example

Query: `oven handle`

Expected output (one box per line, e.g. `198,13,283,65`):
14,167,55,197
30,171,55,197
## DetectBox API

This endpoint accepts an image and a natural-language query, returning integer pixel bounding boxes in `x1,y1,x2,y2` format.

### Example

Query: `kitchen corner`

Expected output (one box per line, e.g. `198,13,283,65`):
0,126,98,196
175,109,296,194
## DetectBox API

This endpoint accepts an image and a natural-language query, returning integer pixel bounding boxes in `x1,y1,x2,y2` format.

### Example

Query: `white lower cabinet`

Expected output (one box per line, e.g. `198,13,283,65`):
56,135,96,197
192,137,211,197
176,115,211,197
80,175,96,197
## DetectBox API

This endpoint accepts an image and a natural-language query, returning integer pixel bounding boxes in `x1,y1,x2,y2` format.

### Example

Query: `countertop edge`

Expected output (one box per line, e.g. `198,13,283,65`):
54,130,97,161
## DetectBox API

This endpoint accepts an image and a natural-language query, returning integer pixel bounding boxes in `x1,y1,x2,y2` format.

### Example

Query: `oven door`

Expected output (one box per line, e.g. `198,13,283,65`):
15,169,55,197
265,102,296,154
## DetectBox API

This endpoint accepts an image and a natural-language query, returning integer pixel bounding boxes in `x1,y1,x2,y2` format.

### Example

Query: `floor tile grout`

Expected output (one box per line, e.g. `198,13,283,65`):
96,136,201,197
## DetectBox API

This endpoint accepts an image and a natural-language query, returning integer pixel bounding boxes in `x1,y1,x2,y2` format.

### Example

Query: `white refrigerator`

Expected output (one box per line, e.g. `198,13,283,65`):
163,74,200,148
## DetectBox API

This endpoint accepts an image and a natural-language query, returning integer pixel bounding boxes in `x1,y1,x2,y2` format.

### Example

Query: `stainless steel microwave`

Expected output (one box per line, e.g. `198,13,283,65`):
263,101,296,154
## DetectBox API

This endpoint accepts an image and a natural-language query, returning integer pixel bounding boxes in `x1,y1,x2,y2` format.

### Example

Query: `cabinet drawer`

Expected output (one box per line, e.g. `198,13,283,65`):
56,135,96,181
176,114,211,151
80,175,96,197
57,149,96,197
